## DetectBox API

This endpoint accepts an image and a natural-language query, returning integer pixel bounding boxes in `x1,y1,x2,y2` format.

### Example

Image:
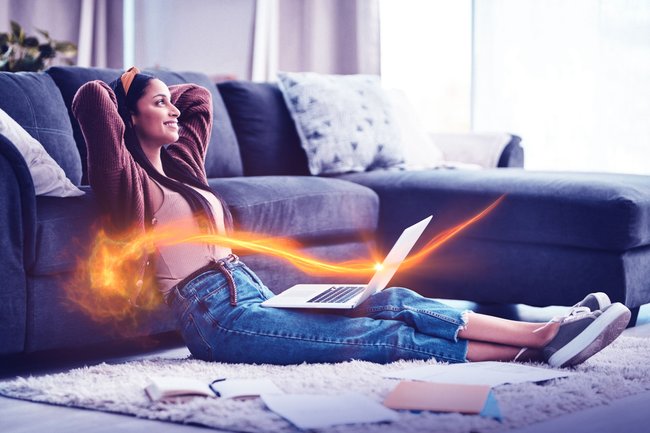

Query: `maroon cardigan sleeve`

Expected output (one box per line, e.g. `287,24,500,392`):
72,80,149,234
165,84,213,183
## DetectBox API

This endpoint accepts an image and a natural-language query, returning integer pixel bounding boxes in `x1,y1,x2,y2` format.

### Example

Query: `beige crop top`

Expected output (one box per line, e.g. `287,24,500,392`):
150,180,232,299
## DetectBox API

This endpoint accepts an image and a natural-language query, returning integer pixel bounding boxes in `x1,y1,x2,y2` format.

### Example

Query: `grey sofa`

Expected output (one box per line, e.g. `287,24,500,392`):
1,66,648,359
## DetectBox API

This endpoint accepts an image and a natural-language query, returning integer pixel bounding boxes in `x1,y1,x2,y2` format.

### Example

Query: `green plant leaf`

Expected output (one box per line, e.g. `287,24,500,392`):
10,20,24,44
0,45,14,59
38,43,56,59
17,56,43,72
54,41,77,55
36,28,50,40
1,45,13,61
24,36,39,48
10,21,21,37
3,21,78,72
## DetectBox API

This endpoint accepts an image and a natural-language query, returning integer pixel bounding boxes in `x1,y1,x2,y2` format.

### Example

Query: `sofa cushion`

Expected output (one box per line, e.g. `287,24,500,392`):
26,274,176,353
277,72,403,175
30,178,379,276
46,66,243,183
30,188,100,276
339,169,650,251
209,176,378,241
0,71,82,185
217,81,310,176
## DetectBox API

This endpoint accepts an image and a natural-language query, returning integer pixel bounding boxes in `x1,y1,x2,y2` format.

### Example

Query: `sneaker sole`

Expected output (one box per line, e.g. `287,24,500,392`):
566,303,632,367
548,303,631,368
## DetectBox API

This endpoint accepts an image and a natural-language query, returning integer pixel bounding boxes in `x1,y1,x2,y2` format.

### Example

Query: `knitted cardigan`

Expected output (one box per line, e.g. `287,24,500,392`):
72,80,214,297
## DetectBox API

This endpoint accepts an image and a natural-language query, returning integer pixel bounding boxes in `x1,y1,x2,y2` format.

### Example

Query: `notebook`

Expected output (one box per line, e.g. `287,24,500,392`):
261,215,432,309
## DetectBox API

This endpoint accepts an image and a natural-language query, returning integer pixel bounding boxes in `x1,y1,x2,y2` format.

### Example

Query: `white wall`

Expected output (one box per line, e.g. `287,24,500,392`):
0,1,8,27
133,0,256,80
473,0,650,174
379,0,472,133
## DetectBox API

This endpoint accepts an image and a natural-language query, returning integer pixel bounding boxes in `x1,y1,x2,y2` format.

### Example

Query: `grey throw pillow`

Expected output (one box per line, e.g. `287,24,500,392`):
277,72,403,175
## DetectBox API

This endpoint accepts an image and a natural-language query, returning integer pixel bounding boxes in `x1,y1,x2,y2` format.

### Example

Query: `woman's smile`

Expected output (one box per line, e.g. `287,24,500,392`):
163,119,178,129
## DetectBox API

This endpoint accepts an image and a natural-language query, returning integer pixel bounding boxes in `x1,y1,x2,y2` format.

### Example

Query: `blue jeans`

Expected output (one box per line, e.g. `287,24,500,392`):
167,257,469,364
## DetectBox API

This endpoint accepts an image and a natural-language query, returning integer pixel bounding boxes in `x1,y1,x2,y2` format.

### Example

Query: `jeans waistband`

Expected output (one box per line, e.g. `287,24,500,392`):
166,253,240,306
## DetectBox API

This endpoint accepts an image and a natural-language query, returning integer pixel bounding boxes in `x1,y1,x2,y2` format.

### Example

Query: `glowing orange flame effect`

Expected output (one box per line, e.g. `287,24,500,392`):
67,196,505,326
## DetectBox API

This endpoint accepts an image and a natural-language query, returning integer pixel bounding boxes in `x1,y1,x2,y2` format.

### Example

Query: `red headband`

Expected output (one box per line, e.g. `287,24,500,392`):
120,66,141,96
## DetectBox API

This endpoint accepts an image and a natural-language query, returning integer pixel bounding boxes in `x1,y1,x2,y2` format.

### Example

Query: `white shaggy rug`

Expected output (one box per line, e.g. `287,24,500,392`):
1,336,650,433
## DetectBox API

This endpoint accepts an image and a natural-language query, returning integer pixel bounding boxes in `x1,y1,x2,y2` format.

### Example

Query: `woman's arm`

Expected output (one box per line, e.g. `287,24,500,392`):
72,80,147,232
165,84,213,182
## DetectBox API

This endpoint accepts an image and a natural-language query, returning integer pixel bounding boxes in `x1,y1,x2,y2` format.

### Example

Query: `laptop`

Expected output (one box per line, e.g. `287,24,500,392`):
261,215,432,310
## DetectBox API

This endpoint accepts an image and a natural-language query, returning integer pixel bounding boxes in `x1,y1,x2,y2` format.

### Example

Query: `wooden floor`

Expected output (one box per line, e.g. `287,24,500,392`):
1,302,649,433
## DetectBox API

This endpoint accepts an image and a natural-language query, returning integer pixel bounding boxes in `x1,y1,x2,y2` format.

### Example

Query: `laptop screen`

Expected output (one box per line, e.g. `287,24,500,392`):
365,215,432,292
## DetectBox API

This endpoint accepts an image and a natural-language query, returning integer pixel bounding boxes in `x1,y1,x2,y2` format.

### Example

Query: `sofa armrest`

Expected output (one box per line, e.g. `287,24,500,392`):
430,132,524,168
0,134,37,356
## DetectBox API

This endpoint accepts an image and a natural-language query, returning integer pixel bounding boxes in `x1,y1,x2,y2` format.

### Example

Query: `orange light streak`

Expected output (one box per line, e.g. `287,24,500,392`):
68,195,505,325
402,194,505,268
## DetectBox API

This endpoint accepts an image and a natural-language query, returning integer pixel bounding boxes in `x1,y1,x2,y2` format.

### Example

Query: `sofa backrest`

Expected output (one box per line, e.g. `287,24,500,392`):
218,80,310,176
1,68,313,185
0,71,83,185
46,66,244,183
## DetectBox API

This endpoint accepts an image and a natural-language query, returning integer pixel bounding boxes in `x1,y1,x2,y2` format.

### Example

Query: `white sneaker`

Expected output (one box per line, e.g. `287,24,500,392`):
543,303,631,368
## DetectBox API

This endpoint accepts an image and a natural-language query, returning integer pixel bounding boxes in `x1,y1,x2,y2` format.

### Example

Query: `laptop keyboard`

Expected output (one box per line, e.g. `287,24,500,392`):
307,286,365,303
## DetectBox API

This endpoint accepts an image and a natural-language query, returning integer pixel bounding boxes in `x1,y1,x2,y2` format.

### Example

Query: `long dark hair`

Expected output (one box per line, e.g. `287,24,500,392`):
109,70,233,234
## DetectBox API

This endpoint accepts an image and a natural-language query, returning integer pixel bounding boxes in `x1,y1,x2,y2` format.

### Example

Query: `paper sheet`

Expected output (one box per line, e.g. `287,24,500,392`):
261,393,399,429
385,361,573,386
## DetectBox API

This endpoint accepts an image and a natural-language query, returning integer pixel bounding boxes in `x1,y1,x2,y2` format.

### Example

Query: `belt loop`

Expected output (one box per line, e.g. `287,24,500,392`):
216,256,238,306
167,254,241,307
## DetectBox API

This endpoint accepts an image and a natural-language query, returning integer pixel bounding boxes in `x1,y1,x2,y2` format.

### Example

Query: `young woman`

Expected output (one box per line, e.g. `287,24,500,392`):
72,67,631,368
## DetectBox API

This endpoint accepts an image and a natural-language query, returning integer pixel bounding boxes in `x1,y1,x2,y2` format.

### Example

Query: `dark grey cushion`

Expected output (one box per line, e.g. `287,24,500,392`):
217,81,310,176
31,177,379,276
31,188,100,276
46,66,243,184
0,71,82,185
339,169,650,251
209,176,378,241
26,274,176,353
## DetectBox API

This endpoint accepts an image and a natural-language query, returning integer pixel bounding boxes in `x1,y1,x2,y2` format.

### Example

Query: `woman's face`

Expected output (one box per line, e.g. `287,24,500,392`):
131,78,180,147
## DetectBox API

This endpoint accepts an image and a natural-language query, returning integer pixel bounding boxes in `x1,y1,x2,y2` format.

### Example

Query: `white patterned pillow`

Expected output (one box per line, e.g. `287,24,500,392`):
277,72,403,175
0,108,84,197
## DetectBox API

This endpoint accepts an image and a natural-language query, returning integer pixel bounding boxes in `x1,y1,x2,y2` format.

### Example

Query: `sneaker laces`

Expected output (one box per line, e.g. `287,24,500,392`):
532,306,593,334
